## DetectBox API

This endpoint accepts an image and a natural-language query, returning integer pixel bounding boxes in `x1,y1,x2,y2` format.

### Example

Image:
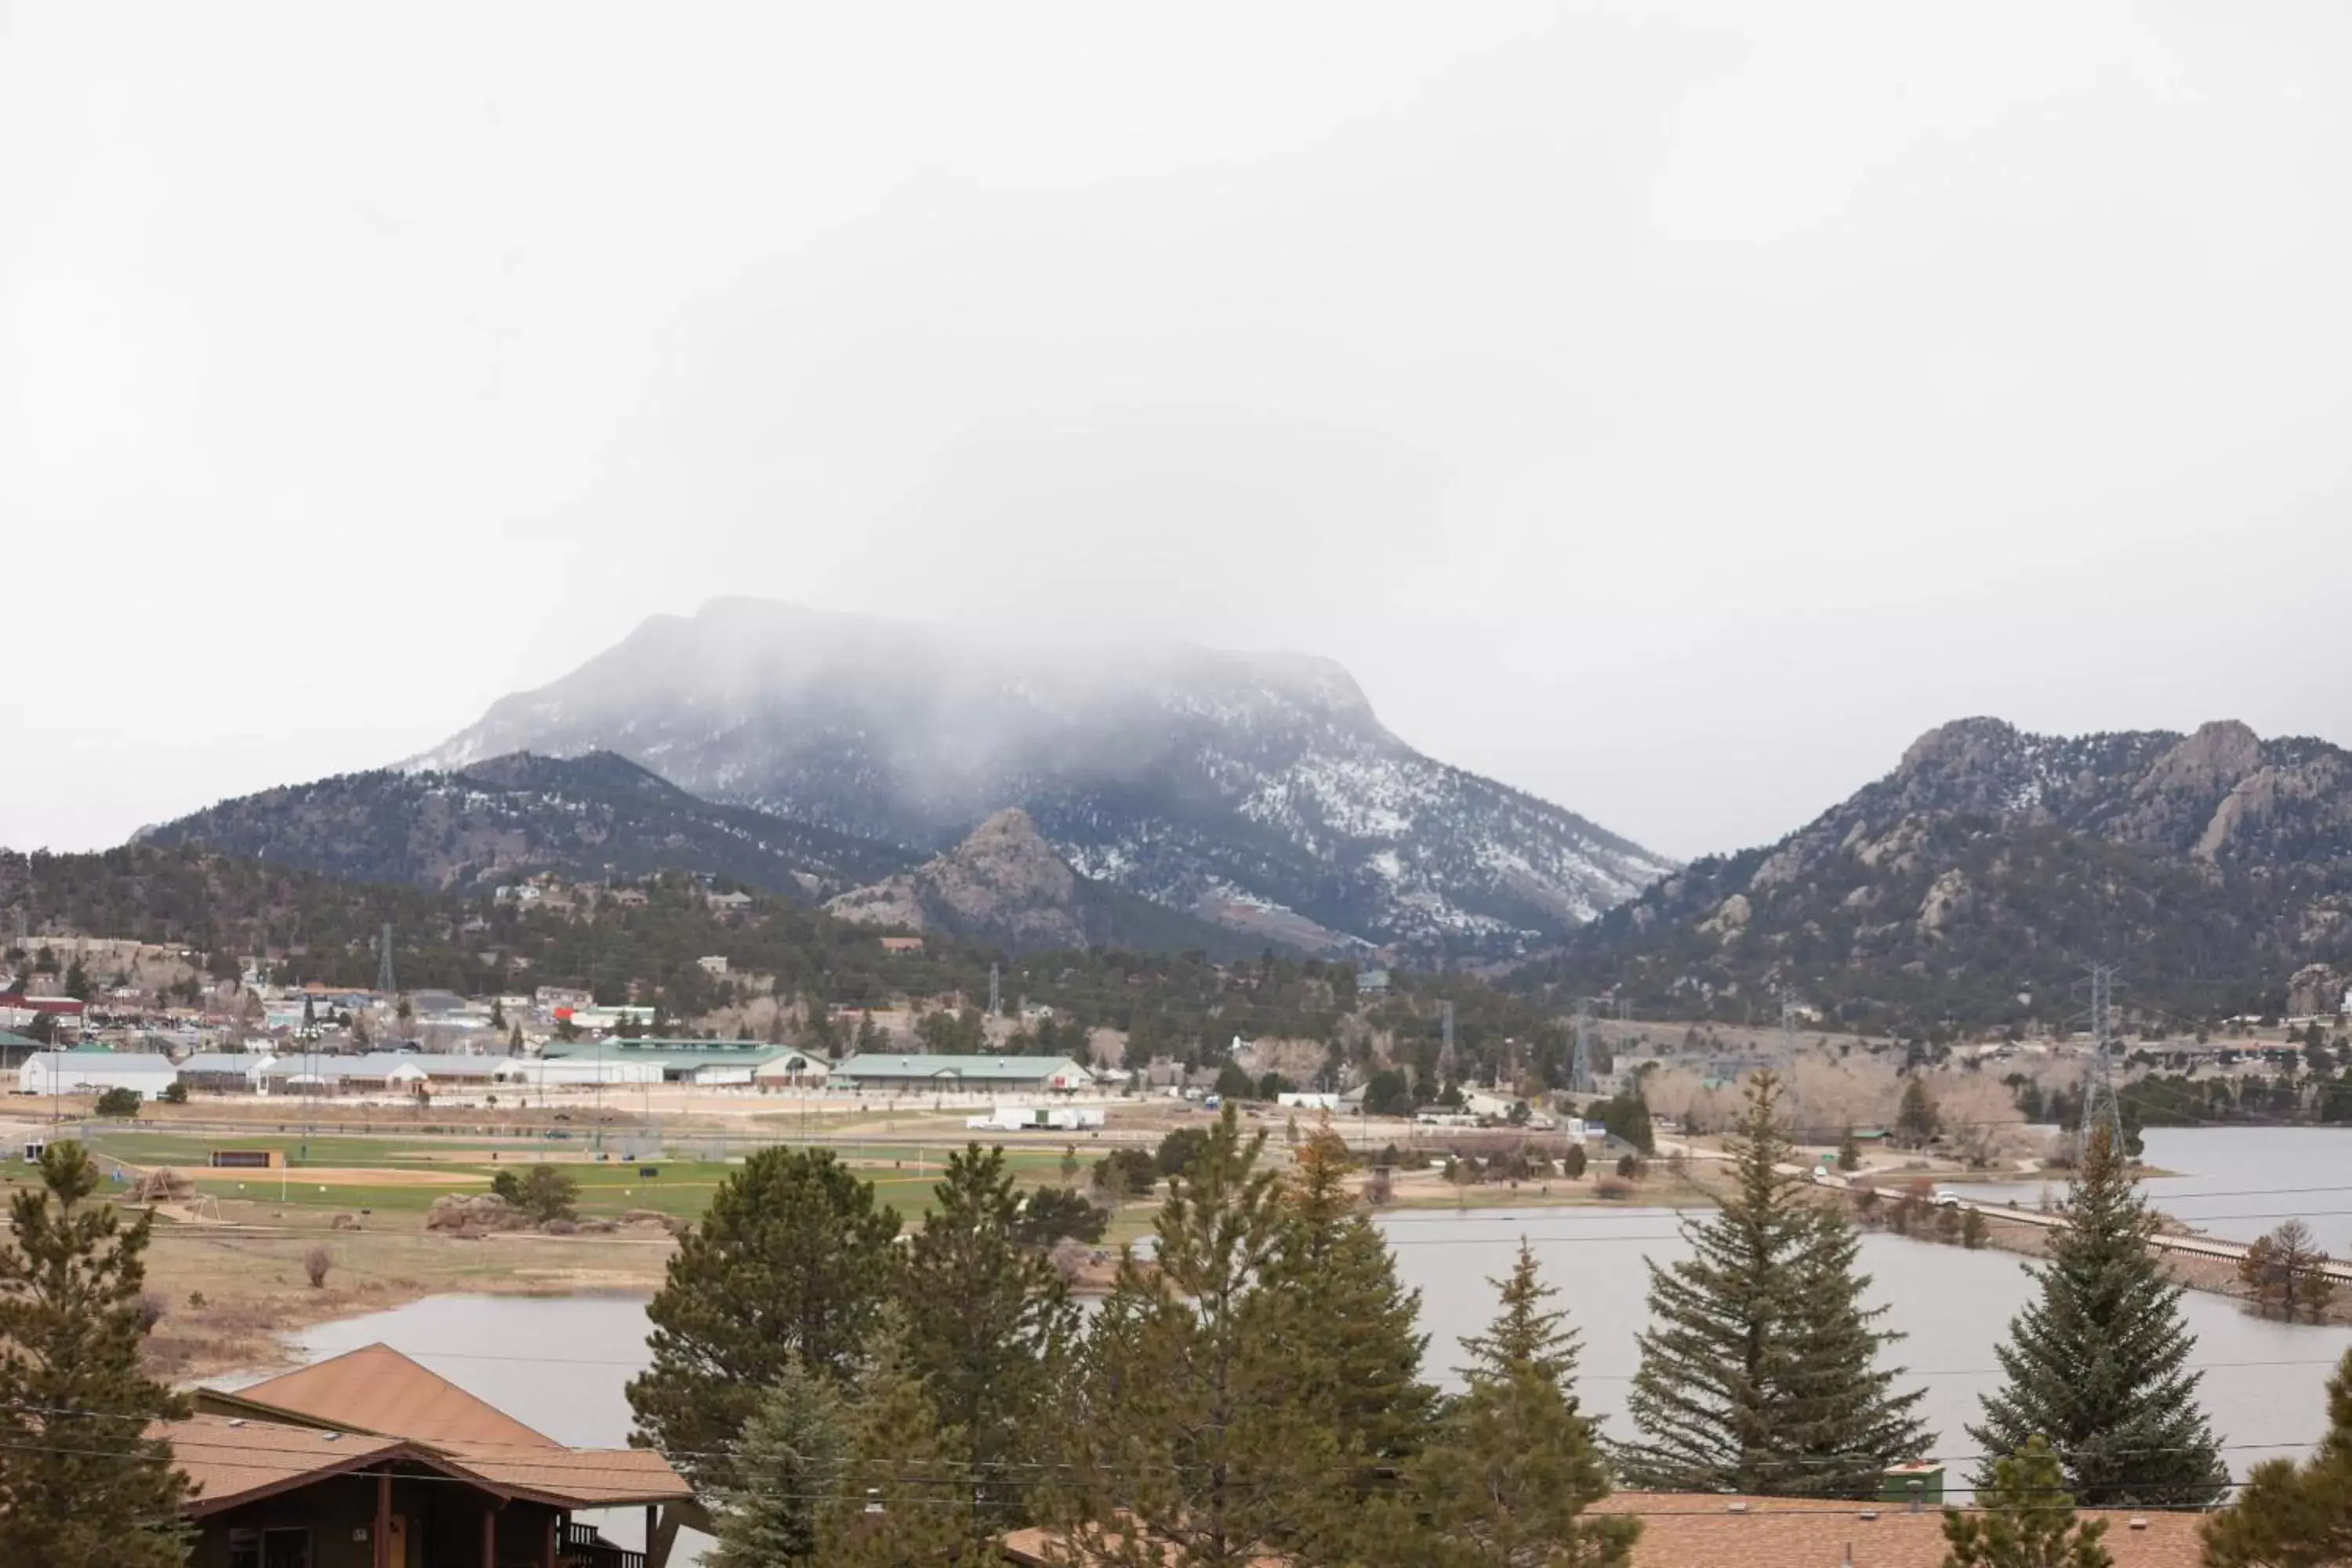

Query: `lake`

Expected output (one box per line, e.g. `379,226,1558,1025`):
281,1127,2352,1558
1947,1125,2352,1254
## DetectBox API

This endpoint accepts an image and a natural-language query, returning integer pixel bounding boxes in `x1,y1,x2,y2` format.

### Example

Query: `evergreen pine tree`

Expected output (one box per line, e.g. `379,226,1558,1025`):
1941,1436,2112,1568
1408,1242,1639,1568
1969,1123,2226,1508
897,1142,1076,1544
707,1359,848,1568
1054,1106,1337,1567
1268,1126,1435,1475
817,1320,983,1567
2201,1345,2352,1567
0,1141,192,1568
1621,1072,1930,1497
628,1147,899,1498
1898,1077,1941,1147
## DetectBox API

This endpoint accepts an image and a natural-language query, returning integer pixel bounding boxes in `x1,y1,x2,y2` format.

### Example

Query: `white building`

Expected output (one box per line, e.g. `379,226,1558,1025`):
20,1051,179,1102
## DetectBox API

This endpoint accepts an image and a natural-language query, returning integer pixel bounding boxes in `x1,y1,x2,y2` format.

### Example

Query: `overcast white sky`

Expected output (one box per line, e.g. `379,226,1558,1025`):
5,1,2348,861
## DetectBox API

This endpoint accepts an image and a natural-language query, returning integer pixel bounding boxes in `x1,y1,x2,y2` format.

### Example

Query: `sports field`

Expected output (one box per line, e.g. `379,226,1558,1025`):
27,1127,1094,1223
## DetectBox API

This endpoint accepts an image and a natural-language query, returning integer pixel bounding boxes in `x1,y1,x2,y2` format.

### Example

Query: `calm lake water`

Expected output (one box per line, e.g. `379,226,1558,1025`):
1949,1126,2352,1254
283,1127,2352,1554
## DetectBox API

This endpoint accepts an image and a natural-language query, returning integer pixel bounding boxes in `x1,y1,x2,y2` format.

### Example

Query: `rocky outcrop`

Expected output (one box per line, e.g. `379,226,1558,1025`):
829,809,1091,952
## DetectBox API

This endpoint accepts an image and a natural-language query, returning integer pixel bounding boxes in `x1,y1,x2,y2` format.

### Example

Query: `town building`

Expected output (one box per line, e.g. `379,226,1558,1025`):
535,1037,785,1086
0,1029,43,1070
252,1052,508,1097
171,1341,690,1567
19,1047,177,1101
751,1050,831,1090
176,1052,274,1094
832,1052,1094,1094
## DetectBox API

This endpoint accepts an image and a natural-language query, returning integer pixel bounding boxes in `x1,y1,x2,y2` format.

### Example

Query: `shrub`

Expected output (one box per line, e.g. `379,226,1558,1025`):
93,1087,142,1119
1155,1127,1209,1178
1562,1143,1588,1179
1614,1153,1645,1180
1961,1207,1989,1250
514,1164,580,1225
1014,1186,1108,1247
303,1246,332,1289
1593,1176,1636,1201
159,1081,188,1105
1363,1165,1394,1206
1093,1148,1157,1199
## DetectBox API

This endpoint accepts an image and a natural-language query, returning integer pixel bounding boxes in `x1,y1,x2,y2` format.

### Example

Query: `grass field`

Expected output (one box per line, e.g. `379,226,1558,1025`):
53,1127,1092,1223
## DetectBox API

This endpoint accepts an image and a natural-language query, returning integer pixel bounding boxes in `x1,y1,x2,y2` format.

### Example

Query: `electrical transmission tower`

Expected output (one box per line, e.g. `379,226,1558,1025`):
1569,998,1599,1095
2078,964,2126,1161
988,963,1001,1017
1438,1000,1458,1084
1778,989,1806,1140
376,923,396,996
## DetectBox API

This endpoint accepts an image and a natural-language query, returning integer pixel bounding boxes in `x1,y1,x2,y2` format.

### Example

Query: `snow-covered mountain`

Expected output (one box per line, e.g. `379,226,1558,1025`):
412,601,1674,956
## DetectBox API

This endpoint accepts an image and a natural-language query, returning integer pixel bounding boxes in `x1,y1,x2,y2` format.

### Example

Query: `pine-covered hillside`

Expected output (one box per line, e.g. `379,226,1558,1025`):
1515,718,2352,1034
138,751,915,900
410,600,1674,958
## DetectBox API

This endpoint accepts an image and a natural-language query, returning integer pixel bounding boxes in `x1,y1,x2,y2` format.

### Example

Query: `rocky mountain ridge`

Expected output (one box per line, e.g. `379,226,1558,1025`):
139,750,914,899
1517,717,2352,1031
411,599,1674,957
825,808,1258,956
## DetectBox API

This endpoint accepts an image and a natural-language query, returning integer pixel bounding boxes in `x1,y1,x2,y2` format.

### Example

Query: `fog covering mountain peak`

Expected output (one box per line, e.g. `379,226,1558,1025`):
412,600,1672,956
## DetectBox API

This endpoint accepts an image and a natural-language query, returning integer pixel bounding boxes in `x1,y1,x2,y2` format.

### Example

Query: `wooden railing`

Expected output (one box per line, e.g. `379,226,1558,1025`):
560,1520,646,1568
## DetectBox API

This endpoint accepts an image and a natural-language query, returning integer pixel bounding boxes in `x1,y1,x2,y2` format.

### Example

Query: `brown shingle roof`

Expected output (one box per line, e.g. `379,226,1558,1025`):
446,1443,694,1508
227,1343,561,1451
158,1415,437,1516
186,1344,693,1512
1001,1494,2209,1568
1589,1493,2206,1568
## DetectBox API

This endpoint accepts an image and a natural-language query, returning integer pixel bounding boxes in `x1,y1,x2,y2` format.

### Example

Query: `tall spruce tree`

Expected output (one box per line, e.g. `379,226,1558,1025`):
0,1141,191,1568
707,1359,848,1568
897,1143,1076,1544
1620,1072,1930,1497
2201,1345,2352,1567
1970,1123,2226,1509
628,1147,899,1497
1054,1106,1338,1567
816,1320,982,1568
1408,1242,1638,1568
1265,1125,1435,1483
1941,1437,2112,1568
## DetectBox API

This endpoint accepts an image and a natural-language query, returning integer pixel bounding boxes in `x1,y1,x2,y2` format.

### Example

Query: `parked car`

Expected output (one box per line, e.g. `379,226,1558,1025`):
1931,1187,1962,1209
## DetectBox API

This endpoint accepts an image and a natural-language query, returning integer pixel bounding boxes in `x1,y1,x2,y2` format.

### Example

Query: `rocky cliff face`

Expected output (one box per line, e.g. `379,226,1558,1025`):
139,751,913,898
412,600,1674,957
826,808,1258,956
1518,718,2352,1030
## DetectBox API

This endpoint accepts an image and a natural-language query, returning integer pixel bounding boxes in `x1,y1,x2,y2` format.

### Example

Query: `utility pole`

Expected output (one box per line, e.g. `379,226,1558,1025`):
1570,999,1599,1096
2078,964,2125,1162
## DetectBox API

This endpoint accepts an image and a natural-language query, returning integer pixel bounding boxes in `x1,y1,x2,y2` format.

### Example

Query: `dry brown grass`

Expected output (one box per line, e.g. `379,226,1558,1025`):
139,1204,674,1382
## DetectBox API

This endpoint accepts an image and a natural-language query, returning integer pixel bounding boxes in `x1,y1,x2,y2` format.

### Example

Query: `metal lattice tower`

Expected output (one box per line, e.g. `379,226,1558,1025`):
1779,990,1806,1138
376,923,396,996
2078,964,2125,1161
1569,998,1599,1095
1438,1000,1458,1084
989,963,1001,1017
